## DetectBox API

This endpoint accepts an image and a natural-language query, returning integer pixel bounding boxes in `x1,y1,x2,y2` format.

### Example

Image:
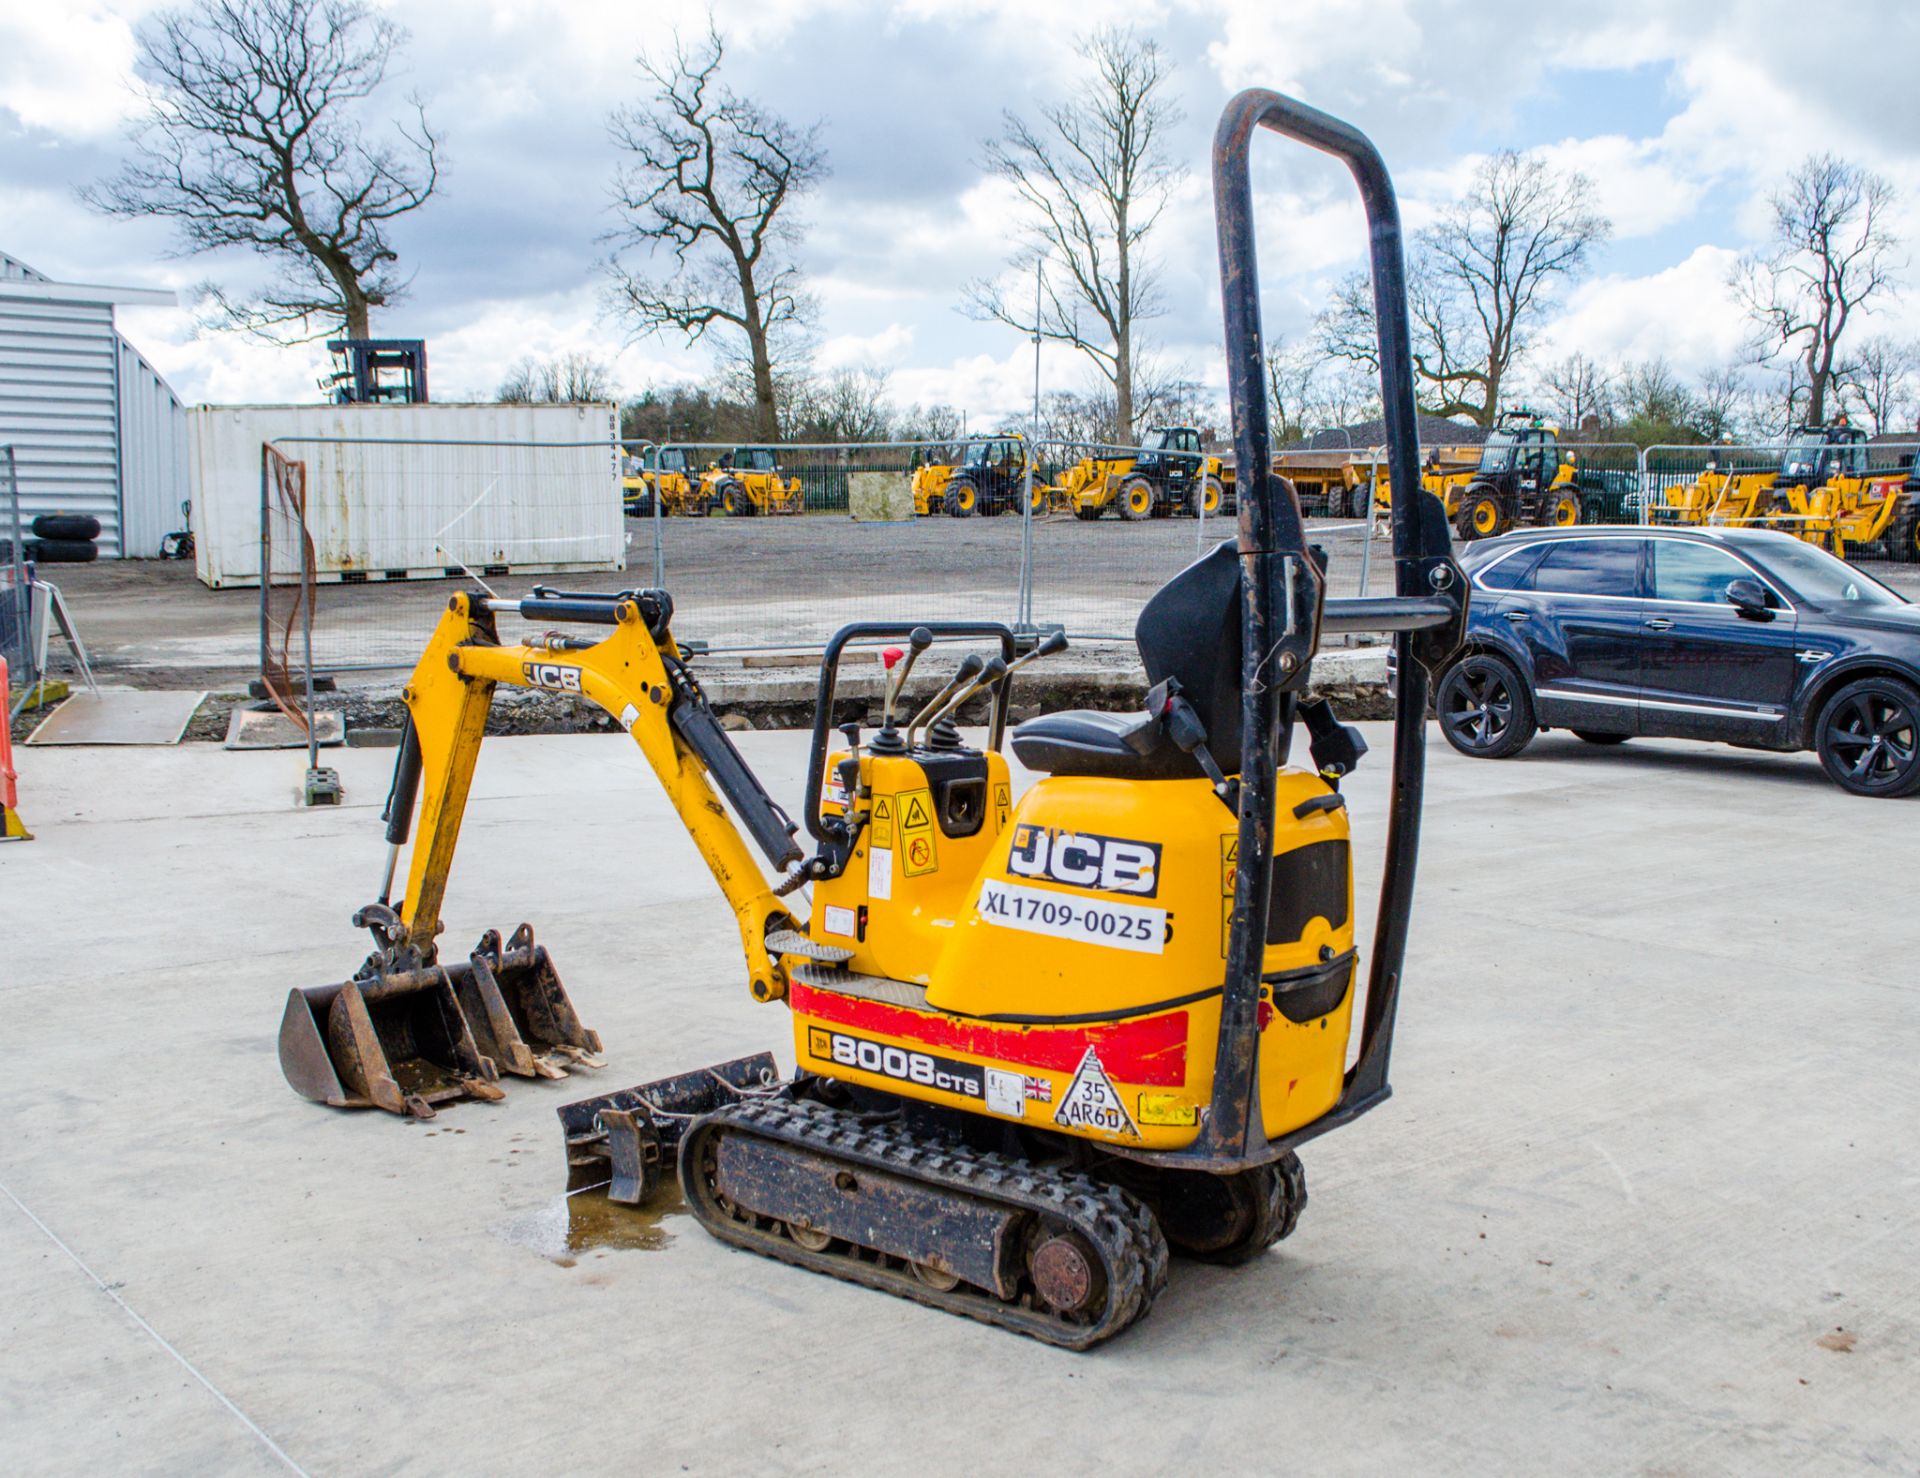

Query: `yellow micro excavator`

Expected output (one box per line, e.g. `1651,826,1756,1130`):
277,89,1469,1349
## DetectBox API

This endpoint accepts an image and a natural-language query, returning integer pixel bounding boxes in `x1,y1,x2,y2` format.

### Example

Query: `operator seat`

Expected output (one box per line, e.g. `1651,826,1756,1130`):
1012,539,1243,780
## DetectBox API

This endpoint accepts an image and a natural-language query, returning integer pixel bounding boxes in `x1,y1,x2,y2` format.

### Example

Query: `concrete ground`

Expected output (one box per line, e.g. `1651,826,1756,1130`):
1,724,1915,1474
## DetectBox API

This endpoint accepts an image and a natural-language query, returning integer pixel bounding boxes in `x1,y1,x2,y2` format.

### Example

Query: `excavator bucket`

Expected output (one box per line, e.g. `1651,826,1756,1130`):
279,968,504,1119
455,925,605,1080
279,917,604,1117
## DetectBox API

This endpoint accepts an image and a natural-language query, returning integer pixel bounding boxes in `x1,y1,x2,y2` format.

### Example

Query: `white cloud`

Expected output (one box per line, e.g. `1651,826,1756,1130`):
9,0,1920,419
1533,246,1747,374
0,4,142,137
815,322,915,369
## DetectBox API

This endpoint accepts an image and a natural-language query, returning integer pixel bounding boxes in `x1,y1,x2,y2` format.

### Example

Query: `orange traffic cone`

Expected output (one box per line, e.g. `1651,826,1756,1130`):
1,657,31,842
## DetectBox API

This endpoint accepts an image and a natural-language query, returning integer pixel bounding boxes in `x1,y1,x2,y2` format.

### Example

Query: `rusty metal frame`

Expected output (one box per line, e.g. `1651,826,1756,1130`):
1109,89,1467,1173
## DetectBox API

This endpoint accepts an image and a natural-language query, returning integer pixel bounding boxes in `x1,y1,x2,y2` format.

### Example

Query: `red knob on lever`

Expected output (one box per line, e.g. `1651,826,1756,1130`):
881,647,904,670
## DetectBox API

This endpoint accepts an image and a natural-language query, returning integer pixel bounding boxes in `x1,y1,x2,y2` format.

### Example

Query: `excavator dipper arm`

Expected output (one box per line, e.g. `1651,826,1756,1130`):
392,589,800,1002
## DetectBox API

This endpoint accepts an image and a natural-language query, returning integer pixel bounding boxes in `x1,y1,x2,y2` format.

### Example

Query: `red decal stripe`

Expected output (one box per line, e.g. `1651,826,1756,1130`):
791,984,1189,1087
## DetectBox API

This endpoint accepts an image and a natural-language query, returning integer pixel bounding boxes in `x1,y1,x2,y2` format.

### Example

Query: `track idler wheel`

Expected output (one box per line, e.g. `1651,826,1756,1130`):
1107,1153,1307,1266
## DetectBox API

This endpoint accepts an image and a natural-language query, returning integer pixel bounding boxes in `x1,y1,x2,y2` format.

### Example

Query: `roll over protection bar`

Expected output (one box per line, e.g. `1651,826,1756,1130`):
1162,88,1468,1169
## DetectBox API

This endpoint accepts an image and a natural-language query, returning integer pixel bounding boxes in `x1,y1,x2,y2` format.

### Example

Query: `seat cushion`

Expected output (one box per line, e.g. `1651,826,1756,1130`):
1011,709,1200,780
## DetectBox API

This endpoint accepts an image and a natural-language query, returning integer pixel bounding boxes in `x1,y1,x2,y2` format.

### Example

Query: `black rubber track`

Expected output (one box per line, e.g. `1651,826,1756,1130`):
680,1095,1169,1350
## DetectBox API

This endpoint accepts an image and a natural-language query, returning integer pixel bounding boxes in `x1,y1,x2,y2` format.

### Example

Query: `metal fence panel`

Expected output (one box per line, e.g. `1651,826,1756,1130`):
1,445,33,700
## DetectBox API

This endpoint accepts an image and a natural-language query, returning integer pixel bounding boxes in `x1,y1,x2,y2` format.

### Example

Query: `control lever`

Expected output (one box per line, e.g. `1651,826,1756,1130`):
923,656,1010,748
870,627,933,754
907,653,986,750
1299,697,1367,786
835,721,863,813
1145,677,1235,809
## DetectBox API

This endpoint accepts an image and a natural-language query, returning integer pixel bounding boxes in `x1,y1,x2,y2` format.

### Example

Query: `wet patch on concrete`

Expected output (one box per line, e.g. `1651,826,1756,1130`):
500,1181,690,1268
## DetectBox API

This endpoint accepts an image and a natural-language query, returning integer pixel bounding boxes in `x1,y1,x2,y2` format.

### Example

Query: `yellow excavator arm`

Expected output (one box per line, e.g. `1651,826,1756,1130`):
389,589,800,1002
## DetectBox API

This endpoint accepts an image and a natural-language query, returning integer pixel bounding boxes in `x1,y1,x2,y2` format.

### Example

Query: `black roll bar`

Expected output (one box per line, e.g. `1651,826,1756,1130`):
1172,89,1467,1169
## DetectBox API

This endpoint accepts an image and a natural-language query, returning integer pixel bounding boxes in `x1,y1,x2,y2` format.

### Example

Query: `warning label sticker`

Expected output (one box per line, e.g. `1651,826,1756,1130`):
870,795,895,849
899,787,938,876
992,781,1012,830
1054,1047,1139,1139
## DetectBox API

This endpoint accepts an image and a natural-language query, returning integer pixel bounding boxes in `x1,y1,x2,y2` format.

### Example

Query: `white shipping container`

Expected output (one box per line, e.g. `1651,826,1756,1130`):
189,402,623,588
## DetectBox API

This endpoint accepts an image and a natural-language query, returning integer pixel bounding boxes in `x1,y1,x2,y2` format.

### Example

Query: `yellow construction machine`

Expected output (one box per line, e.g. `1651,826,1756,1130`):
910,432,1041,517
1058,427,1230,521
1364,446,1483,522
1660,424,1873,531
702,445,804,516
278,89,1468,1350
623,445,710,517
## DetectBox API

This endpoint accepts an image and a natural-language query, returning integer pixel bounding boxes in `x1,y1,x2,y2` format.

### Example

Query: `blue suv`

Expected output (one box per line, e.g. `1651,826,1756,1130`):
1431,527,1920,798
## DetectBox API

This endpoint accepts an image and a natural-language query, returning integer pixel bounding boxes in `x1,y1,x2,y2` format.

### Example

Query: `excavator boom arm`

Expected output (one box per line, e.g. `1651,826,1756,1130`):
391,591,797,1000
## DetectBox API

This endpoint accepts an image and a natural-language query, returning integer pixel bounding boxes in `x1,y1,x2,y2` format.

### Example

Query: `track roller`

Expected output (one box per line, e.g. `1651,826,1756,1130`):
679,1095,1168,1350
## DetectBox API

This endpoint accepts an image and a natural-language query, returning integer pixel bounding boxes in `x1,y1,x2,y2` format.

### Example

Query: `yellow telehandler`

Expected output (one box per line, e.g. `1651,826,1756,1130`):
1061,427,1230,520
278,88,1468,1350
623,445,710,517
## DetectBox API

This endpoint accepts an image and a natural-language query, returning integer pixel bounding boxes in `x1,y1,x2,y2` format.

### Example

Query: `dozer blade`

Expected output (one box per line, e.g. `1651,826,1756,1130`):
557,1052,781,1204
279,970,505,1119
456,925,605,1081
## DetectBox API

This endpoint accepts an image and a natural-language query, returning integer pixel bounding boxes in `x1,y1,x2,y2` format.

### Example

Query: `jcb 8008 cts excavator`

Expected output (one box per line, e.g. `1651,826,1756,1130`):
277,90,1468,1349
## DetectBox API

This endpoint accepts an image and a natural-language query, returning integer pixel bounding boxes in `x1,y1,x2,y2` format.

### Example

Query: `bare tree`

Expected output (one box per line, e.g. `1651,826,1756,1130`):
1836,336,1919,434
1319,151,1609,426
786,366,895,443
1692,365,1751,443
894,401,965,449
964,28,1183,440
1734,155,1902,427
84,0,438,341
1264,338,1320,445
1540,353,1614,433
605,26,824,441
498,352,614,404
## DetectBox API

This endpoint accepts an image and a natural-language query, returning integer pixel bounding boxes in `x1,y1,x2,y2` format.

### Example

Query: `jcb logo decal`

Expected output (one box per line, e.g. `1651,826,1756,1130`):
522,662,583,693
1007,826,1160,897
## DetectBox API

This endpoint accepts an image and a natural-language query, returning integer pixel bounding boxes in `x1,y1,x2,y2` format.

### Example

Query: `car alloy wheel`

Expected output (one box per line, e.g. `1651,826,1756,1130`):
1446,663,1513,747
1817,678,1920,797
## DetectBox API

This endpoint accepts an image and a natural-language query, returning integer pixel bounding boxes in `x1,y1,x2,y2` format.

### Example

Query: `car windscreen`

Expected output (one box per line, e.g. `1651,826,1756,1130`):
1478,432,1514,472
1758,540,1906,608
736,449,776,471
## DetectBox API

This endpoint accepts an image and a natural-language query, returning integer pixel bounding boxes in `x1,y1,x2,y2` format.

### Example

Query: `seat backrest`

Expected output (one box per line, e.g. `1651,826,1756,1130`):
1134,539,1243,774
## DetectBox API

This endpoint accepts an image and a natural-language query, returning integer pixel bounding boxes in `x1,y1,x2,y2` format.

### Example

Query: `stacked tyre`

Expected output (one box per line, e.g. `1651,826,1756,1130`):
1,514,101,564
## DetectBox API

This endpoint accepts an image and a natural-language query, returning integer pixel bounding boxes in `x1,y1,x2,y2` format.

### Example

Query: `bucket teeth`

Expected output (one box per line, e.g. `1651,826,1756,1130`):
280,917,603,1118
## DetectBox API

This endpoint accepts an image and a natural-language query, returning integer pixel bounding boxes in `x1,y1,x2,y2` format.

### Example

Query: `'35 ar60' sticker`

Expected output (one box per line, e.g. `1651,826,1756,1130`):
522,661,584,692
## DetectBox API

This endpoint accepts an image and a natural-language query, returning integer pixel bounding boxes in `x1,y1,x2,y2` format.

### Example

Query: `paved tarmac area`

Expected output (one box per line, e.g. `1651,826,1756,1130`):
1,726,1915,1474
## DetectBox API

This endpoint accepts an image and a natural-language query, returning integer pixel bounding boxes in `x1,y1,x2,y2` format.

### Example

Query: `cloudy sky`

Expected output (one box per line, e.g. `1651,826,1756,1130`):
5,0,1920,422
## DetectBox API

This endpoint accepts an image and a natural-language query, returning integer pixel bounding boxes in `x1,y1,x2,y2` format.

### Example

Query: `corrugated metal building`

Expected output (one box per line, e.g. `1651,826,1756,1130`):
0,250,188,557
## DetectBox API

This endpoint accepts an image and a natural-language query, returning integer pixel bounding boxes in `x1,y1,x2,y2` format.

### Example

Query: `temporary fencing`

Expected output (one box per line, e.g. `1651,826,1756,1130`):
0,446,30,709
250,429,1920,688
1642,442,1920,564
